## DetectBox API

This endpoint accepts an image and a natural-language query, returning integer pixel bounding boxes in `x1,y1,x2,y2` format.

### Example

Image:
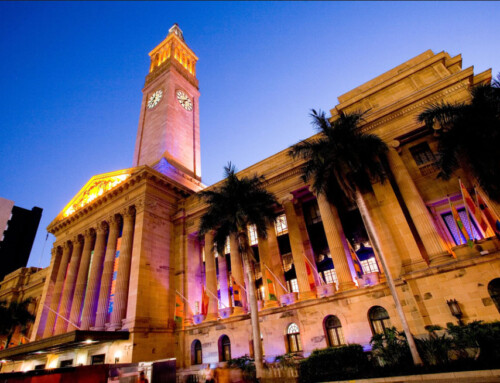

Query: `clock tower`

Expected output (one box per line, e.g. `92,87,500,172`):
133,24,202,189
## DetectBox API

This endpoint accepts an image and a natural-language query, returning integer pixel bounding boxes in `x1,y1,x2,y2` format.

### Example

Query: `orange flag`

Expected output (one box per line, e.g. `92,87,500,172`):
265,268,278,301
305,262,316,291
460,180,488,232
201,285,209,316
231,275,242,307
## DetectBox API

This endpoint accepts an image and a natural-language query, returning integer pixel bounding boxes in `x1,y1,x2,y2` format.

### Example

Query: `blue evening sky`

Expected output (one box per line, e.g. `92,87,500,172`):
1,2,499,268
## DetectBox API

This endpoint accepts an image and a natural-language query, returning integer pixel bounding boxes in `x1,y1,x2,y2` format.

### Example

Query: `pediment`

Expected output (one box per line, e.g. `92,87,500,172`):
55,168,136,222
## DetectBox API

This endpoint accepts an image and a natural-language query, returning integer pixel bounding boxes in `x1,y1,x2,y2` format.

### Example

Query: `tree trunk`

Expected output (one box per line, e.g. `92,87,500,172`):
238,230,264,379
355,189,423,366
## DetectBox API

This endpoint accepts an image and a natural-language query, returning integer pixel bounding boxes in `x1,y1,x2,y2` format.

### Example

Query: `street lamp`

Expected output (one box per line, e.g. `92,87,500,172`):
446,299,464,325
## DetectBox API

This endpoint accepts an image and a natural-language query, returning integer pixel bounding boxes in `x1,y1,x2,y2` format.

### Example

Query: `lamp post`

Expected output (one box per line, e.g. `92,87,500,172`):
446,299,464,325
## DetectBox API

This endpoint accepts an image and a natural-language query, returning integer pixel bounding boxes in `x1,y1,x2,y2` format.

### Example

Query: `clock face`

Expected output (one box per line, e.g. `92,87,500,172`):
176,90,193,111
147,89,163,109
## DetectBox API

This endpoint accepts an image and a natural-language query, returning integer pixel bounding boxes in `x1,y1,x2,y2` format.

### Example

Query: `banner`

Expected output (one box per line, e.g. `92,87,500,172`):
231,275,242,307
201,285,209,316
108,237,122,315
460,180,488,232
475,187,500,237
174,294,184,329
305,261,316,291
347,240,363,278
265,269,278,301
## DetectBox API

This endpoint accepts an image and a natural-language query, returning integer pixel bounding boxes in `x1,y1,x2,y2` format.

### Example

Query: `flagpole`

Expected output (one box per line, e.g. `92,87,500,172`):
448,195,462,245
206,288,228,309
175,290,195,314
43,304,81,330
263,263,289,293
459,179,475,242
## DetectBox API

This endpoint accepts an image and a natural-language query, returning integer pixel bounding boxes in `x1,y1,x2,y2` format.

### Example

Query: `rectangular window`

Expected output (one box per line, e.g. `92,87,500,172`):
322,269,336,284
287,278,299,293
60,359,73,368
275,214,288,236
360,258,379,274
442,208,483,245
409,142,435,166
248,224,258,246
91,354,105,365
409,142,440,176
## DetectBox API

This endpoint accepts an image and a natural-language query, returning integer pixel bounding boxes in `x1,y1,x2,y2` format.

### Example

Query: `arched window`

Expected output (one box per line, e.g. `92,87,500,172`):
286,323,302,353
324,315,345,347
368,306,391,335
219,335,231,362
191,340,202,365
488,278,500,314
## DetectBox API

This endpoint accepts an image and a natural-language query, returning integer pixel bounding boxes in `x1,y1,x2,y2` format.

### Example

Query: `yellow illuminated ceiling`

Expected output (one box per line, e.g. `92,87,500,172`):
62,171,132,218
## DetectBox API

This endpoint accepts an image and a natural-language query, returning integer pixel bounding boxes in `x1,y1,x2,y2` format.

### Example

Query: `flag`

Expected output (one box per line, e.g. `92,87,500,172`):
475,187,500,237
347,241,363,278
231,275,242,307
450,199,473,248
460,180,488,232
201,285,209,316
305,261,316,291
265,269,277,301
174,294,184,329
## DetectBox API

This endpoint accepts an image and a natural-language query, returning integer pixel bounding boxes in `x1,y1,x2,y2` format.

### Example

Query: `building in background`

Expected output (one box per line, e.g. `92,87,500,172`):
0,267,47,349
0,197,42,281
1,25,500,377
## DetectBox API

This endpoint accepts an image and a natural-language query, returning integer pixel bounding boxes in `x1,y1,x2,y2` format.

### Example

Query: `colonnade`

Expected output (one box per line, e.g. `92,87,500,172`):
42,206,136,338
196,147,455,320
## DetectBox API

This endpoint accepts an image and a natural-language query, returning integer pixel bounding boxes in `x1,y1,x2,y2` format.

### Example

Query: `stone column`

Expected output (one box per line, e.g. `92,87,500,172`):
230,233,247,314
218,253,232,310
43,243,70,338
257,231,280,308
316,193,356,291
185,233,202,322
80,222,108,330
204,231,218,321
109,207,135,330
363,191,401,278
94,216,121,330
54,236,83,335
282,198,316,300
68,229,95,331
266,223,287,297
387,147,450,263
372,179,427,272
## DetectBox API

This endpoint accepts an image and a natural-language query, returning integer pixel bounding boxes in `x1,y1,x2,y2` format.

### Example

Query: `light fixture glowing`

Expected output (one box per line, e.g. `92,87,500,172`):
85,339,93,344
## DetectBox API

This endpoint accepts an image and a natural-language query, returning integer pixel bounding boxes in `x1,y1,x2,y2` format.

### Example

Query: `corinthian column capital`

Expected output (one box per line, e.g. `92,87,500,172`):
95,221,109,235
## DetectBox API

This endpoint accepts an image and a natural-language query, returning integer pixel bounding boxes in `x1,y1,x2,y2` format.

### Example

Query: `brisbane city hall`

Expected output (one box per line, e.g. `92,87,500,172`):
2,24,500,375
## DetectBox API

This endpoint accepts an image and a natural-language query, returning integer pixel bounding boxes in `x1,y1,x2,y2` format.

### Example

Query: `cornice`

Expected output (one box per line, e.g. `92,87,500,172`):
144,59,199,90
359,70,472,134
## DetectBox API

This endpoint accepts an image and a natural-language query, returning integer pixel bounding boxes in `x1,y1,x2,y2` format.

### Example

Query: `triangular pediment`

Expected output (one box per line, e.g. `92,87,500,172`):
54,168,136,222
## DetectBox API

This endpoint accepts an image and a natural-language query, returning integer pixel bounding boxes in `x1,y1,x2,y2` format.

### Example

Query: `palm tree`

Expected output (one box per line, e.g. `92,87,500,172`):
0,298,35,348
198,163,278,379
418,75,500,202
290,109,423,366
